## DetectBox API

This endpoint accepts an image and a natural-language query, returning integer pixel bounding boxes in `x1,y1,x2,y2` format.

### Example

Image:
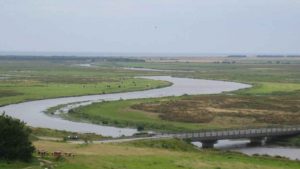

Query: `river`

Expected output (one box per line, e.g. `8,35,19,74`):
192,140,300,160
1,76,299,160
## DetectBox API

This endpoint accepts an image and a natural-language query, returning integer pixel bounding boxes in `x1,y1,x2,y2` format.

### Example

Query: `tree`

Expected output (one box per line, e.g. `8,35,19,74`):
0,113,35,161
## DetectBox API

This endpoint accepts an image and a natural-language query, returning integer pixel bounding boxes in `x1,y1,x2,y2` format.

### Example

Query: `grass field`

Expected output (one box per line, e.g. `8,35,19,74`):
240,82,300,95
0,58,170,106
114,60,300,83
67,98,216,131
2,139,300,169
67,90,300,131
0,78,170,106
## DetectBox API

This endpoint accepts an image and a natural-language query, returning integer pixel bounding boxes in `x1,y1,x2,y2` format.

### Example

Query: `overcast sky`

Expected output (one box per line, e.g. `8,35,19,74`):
0,0,299,55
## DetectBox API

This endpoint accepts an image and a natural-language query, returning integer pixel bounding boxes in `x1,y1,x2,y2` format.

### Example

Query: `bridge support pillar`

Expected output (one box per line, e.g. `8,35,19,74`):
200,140,217,149
250,137,265,146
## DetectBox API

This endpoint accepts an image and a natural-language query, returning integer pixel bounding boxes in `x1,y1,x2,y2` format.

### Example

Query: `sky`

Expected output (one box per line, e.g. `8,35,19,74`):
0,0,300,55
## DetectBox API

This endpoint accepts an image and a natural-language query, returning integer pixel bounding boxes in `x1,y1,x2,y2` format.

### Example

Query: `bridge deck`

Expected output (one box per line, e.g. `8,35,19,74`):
162,127,300,141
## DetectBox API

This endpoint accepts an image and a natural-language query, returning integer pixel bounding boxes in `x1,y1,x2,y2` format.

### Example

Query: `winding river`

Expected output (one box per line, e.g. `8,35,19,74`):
1,75,299,160
0,76,249,136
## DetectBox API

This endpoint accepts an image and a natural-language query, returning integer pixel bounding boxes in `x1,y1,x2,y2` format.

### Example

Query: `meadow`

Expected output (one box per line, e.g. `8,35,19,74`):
0,57,170,106
2,139,300,169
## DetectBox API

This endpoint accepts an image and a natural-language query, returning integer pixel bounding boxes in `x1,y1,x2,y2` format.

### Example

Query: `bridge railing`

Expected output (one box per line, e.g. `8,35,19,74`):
156,126,300,140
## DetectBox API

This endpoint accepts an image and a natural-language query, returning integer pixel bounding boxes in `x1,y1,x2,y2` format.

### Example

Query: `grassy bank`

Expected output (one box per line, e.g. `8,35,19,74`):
2,139,300,169
30,127,105,141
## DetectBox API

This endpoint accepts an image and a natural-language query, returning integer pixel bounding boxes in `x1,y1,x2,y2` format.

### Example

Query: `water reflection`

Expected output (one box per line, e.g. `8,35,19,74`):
192,140,300,160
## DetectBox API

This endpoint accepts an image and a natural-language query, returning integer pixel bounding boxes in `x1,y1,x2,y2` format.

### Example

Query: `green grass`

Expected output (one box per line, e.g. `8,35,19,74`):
0,58,172,106
57,154,298,169
0,78,170,106
0,159,40,169
31,127,105,141
122,139,198,152
2,139,300,169
240,82,300,95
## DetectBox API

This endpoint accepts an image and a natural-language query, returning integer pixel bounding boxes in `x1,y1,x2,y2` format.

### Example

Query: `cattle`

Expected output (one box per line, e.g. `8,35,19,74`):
37,149,75,158
37,149,48,157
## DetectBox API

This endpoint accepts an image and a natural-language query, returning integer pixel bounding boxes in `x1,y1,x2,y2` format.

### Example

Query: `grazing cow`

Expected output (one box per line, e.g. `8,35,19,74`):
37,149,48,157
53,151,62,158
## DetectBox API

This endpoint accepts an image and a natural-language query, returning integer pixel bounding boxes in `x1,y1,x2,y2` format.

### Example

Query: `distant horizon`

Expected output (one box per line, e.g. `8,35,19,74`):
1,51,299,57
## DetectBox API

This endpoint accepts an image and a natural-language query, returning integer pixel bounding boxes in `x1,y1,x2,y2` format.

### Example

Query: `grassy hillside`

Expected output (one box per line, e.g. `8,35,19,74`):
2,139,300,169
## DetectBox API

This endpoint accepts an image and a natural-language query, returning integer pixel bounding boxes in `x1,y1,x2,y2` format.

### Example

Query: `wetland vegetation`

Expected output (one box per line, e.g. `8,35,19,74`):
64,57,300,132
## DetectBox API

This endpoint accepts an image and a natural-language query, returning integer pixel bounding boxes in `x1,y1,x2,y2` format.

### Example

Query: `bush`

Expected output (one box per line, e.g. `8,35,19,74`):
0,114,35,161
137,125,145,131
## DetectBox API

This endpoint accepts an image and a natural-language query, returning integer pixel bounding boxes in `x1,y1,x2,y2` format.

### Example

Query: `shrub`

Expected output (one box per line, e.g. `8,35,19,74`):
0,114,35,161
137,125,145,131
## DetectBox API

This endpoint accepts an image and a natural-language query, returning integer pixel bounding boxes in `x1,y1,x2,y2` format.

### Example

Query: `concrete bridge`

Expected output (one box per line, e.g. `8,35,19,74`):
160,126,300,148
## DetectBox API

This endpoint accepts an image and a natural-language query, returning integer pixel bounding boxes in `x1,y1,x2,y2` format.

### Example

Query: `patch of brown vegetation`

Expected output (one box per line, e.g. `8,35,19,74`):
132,94,300,125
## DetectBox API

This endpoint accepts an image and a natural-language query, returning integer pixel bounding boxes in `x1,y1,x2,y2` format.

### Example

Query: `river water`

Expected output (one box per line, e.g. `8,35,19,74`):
123,67,194,72
192,140,300,160
1,76,299,160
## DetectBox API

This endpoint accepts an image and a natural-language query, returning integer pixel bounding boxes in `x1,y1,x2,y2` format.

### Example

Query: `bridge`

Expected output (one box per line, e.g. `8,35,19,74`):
158,126,300,148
